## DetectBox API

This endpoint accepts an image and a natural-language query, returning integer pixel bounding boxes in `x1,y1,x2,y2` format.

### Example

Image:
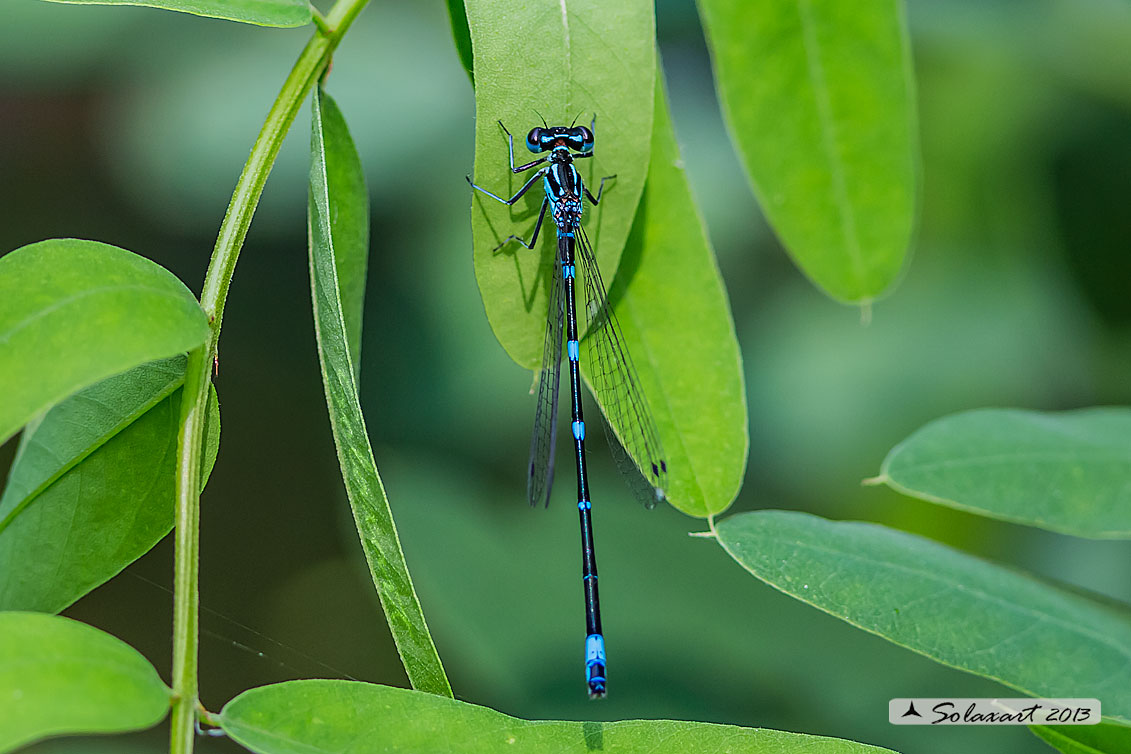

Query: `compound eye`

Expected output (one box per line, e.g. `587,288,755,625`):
575,126,594,152
526,127,543,153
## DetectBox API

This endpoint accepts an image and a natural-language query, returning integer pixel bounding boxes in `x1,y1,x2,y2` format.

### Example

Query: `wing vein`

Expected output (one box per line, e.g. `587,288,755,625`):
527,257,565,507
576,225,667,507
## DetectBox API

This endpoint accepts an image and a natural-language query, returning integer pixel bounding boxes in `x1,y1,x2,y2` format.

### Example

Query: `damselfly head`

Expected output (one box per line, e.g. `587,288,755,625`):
526,125,595,154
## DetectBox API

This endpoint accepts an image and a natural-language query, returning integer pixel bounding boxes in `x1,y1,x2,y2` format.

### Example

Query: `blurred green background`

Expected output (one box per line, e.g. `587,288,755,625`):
2,0,1130,752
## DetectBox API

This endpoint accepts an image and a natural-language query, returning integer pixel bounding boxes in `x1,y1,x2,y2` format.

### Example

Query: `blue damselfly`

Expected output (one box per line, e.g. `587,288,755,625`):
468,119,668,698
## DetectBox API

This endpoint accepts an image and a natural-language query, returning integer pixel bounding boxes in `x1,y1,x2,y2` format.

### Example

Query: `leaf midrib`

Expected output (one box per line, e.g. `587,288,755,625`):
0,377,183,536
796,0,865,289
889,452,1131,477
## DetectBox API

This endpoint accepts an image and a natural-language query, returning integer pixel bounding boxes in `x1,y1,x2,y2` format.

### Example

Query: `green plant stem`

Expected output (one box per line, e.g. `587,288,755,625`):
169,3,370,752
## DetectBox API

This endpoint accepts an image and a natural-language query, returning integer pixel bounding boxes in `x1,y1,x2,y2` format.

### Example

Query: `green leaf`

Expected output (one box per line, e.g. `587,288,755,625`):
715,511,1131,722
878,408,1131,539
580,73,746,518
445,0,473,83
41,0,310,27
467,0,656,368
0,612,169,753
202,378,222,484
309,86,451,697
3,358,184,507
219,679,898,753
1031,721,1131,754
0,238,209,445
696,0,918,302
0,358,221,613
314,87,369,382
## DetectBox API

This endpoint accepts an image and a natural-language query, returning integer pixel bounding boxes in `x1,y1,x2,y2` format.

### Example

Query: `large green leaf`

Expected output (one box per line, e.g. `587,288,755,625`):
0,238,209,445
309,86,451,697
467,0,655,368
580,75,746,518
696,0,917,302
1031,722,1131,754
0,358,220,613
220,679,898,753
877,408,1131,539
42,0,310,27
715,511,1131,722
0,612,169,753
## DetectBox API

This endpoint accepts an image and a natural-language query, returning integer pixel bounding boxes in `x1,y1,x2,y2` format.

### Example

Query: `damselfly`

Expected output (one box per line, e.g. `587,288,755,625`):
468,119,668,698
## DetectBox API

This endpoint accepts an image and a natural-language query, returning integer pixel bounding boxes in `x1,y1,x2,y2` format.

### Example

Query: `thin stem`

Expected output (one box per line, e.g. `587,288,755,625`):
169,2,370,752
169,346,206,754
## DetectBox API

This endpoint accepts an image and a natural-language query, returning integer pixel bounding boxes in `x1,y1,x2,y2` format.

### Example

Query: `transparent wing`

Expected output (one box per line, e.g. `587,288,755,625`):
576,225,668,508
527,256,565,508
